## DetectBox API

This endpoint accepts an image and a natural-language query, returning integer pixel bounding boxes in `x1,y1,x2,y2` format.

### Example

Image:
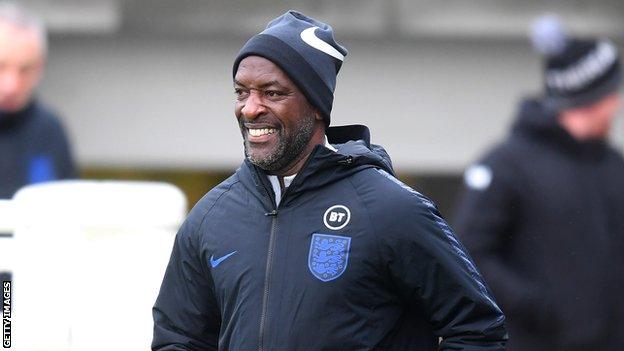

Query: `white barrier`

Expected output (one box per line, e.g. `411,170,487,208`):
2,180,186,351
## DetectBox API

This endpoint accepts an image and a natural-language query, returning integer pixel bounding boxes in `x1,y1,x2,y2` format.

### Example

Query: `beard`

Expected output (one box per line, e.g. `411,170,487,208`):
240,112,316,173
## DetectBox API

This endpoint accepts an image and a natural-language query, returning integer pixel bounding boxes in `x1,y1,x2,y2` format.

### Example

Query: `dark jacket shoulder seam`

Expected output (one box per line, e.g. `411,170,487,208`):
195,179,241,237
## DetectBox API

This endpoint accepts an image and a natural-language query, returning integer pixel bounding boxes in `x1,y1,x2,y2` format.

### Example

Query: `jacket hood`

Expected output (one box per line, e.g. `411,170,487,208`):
511,97,607,158
238,124,395,208
512,98,559,135
326,124,394,175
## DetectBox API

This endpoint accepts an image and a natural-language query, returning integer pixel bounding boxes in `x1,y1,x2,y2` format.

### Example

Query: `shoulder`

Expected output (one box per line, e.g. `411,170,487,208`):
32,102,62,124
347,167,443,224
461,138,530,193
28,102,69,137
181,173,241,237
189,173,240,219
349,169,461,253
347,167,412,201
605,145,624,164
477,137,527,169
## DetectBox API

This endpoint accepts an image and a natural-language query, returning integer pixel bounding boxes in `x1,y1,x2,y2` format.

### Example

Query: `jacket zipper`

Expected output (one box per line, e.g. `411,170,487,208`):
259,209,278,351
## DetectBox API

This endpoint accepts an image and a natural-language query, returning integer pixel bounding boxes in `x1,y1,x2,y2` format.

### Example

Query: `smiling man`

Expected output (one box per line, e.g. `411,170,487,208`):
153,11,507,351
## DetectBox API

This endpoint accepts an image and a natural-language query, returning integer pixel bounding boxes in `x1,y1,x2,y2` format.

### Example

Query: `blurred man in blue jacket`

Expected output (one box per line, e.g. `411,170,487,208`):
0,2,75,199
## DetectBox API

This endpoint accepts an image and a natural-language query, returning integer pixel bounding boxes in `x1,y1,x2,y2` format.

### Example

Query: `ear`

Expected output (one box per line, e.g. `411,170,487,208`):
314,109,323,121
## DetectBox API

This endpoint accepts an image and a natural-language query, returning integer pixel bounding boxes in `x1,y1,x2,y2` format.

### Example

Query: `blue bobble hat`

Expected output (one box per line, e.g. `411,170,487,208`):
233,11,348,127
531,15,621,109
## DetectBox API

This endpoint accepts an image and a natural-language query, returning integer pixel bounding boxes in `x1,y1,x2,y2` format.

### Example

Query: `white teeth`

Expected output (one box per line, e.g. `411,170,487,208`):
248,128,276,137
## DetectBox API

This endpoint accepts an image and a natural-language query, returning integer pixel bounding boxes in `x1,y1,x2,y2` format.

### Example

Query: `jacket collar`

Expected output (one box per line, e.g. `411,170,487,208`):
237,124,395,209
0,100,37,131
512,98,608,160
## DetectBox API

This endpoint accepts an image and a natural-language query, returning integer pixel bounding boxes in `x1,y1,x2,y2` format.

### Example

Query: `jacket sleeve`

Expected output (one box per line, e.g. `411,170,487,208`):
384,192,508,350
452,157,553,329
152,215,220,350
51,125,76,180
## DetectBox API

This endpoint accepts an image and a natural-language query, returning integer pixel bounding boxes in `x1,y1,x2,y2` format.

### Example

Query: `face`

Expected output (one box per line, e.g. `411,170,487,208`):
0,22,44,112
234,56,324,174
560,93,622,140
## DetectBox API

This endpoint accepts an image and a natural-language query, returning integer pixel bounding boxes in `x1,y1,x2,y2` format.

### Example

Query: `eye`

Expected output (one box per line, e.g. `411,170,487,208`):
234,88,248,100
265,90,284,98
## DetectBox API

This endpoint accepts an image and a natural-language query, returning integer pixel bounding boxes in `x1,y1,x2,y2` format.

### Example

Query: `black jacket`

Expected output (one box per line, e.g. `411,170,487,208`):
0,100,75,199
152,125,507,350
453,99,624,351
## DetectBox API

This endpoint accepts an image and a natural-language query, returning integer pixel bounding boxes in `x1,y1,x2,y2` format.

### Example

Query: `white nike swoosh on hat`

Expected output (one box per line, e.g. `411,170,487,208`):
300,26,345,61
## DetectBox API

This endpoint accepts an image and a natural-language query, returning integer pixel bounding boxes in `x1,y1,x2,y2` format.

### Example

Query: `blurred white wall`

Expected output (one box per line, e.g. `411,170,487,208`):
38,37,545,172
30,0,624,173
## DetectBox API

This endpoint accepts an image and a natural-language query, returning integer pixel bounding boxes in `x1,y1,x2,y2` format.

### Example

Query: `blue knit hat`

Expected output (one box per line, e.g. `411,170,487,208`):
531,15,621,109
232,11,348,127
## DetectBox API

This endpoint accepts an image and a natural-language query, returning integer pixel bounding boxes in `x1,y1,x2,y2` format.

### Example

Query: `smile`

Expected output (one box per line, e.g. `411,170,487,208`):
248,128,277,137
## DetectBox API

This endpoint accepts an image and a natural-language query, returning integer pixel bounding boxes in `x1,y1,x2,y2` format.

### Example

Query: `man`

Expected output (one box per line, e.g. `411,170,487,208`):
453,16,624,351
153,11,507,350
0,3,75,199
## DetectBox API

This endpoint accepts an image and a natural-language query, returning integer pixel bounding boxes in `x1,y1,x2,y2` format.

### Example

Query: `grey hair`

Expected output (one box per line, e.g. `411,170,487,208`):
0,1,48,55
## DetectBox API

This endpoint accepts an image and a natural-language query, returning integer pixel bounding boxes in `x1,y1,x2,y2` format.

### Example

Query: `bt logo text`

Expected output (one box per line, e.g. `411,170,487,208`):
323,205,351,230
328,212,346,222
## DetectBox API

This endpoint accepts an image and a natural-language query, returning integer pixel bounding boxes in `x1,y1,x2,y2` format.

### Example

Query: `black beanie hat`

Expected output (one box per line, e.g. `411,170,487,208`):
232,10,348,128
531,15,621,110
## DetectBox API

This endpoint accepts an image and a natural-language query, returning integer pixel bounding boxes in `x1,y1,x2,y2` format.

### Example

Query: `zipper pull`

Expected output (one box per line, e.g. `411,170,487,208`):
265,210,278,217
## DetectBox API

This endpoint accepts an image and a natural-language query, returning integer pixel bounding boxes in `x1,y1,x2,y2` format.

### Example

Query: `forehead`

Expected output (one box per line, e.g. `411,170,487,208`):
0,22,43,62
235,56,295,87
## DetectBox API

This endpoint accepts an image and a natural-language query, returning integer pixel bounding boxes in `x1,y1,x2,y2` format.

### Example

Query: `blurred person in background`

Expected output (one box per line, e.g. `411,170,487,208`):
153,10,507,350
0,2,75,199
453,15,624,351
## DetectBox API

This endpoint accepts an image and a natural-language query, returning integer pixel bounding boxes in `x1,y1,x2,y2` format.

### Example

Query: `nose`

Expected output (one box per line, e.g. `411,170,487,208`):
240,90,267,120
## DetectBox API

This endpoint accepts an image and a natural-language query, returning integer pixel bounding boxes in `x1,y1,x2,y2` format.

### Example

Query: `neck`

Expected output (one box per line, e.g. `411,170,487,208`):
0,101,35,128
1,101,31,115
273,152,312,177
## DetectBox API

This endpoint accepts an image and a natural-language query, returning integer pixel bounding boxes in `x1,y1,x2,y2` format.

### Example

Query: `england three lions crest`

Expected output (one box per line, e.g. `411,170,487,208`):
308,233,351,282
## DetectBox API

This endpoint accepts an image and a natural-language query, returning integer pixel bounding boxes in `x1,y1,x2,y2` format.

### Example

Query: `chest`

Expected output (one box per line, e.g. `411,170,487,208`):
201,184,391,315
510,149,624,248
